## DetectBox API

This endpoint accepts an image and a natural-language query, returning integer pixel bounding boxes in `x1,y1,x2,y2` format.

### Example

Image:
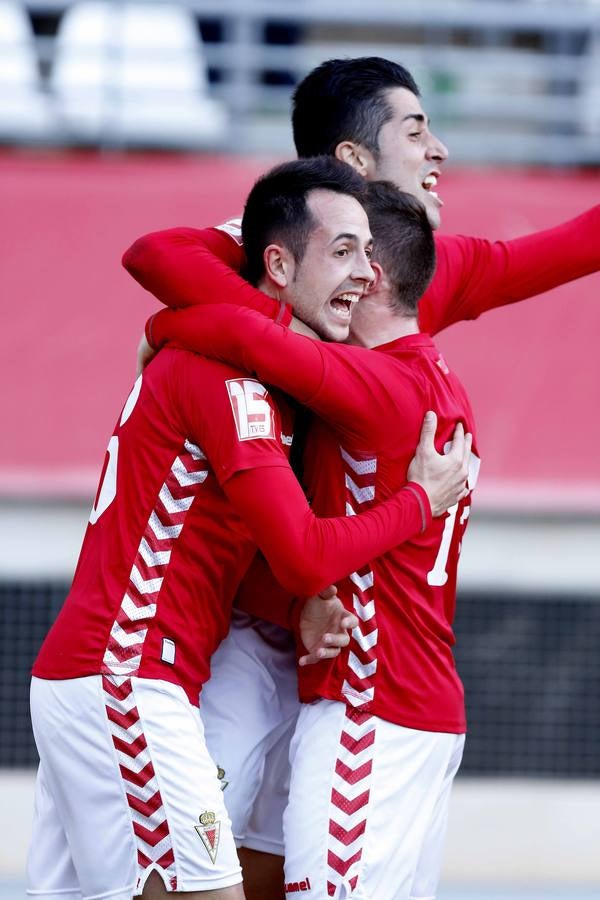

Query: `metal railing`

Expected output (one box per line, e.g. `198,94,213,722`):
6,0,600,162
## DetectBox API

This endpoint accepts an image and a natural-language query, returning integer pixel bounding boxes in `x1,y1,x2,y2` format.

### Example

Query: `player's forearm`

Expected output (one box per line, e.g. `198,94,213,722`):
148,305,326,403
148,305,392,432
267,486,431,596
225,467,431,597
426,205,600,333
123,227,290,322
488,204,600,304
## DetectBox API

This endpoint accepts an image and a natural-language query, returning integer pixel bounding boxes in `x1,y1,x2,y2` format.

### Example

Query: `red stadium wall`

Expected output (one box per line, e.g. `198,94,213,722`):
2,152,599,509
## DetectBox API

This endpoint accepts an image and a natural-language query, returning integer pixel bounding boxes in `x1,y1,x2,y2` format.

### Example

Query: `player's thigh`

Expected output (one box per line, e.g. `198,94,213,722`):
242,713,297,857
284,700,462,900
237,719,296,900
200,613,298,843
29,675,139,900
283,700,349,896
409,734,465,900
132,677,242,894
237,848,284,900
29,674,243,898
356,722,462,900
26,759,82,900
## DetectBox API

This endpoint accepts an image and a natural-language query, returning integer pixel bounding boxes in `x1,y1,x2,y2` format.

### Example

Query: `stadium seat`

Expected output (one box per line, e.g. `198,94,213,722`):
0,1,56,142
51,1,227,148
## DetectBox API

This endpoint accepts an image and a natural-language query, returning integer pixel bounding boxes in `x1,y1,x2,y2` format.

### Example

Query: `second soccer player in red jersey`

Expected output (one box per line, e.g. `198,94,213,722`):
145,181,479,899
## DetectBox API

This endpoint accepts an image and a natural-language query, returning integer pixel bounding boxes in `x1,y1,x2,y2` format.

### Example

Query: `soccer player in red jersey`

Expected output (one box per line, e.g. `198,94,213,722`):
144,181,478,899
123,57,599,898
125,59,600,339
27,160,468,900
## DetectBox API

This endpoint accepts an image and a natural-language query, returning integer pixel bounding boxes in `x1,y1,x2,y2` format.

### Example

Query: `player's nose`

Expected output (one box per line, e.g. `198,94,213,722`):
427,129,449,164
353,251,375,284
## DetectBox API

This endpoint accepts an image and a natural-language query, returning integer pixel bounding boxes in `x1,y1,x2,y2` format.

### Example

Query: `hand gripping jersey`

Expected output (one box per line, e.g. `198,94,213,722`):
148,306,479,733
34,348,430,703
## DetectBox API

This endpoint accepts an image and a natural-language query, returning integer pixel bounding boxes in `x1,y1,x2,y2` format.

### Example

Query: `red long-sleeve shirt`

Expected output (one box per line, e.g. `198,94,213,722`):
146,305,479,732
33,348,429,705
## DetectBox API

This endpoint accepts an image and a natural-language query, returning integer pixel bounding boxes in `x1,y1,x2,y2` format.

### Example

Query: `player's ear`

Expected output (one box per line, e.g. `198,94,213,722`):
364,261,384,296
263,244,292,288
335,141,374,178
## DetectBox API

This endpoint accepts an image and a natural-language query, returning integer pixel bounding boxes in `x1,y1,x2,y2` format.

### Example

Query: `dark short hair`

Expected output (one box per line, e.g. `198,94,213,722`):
362,181,435,315
292,57,420,159
241,156,367,285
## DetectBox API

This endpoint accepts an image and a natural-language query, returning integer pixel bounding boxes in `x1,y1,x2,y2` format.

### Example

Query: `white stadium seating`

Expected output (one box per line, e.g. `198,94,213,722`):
51,1,227,147
0,1,56,141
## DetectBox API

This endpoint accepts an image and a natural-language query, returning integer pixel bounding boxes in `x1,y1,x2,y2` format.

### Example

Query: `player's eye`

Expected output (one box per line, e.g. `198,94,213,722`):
335,247,349,257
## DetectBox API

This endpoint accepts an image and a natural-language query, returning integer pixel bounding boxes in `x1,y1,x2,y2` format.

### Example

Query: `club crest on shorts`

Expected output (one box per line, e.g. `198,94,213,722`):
195,811,220,863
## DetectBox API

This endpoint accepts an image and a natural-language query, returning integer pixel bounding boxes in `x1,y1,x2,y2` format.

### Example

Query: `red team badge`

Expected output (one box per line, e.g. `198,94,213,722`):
226,378,276,441
195,811,220,863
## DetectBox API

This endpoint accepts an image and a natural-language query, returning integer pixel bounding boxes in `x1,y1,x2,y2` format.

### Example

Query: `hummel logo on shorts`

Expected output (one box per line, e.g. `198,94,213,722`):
285,877,312,893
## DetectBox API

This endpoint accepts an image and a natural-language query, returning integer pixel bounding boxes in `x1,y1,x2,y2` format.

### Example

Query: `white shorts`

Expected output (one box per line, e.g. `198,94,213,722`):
200,611,299,855
283,699,465,900
27,675,242,899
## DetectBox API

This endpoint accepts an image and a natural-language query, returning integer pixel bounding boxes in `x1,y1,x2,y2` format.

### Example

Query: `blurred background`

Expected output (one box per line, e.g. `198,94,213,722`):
1,1,599,898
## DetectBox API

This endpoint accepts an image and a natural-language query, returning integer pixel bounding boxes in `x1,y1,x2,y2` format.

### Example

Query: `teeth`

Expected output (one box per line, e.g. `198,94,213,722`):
337,293,360,304
422,174,438,189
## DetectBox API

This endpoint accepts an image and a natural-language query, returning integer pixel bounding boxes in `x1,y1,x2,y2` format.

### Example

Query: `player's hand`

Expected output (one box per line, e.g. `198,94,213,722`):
297,585,358,667
136,331,156,377
289,315,321,340
407,411,472,517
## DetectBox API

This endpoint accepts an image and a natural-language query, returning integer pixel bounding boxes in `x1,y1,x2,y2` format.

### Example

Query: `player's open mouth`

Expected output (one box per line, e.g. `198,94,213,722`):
329,292,361,319
422,173,443,206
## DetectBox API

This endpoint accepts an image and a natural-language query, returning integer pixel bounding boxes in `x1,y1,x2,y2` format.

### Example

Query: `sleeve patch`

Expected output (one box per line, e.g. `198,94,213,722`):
226,378,276,442
214,217,243,246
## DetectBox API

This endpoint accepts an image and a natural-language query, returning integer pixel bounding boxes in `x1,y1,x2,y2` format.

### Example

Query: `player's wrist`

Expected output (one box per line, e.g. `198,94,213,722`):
146,308,174,351
145,312,159,349
403,482,432,532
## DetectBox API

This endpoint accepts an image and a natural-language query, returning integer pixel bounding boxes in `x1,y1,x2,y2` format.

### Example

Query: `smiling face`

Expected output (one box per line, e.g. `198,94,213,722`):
282,189,374,342
362,87,449,229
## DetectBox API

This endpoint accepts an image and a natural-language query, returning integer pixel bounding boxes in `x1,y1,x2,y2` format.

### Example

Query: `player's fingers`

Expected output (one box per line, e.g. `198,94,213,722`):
322,632,351,649
319,585,337,600
341,613,358,631
448,421,465,456
463,432,473,467
417,410,438,451
298,647,342,666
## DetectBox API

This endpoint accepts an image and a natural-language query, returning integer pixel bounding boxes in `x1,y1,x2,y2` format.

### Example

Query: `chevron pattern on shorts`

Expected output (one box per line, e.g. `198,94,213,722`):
327,447,379,898
101,441,208,892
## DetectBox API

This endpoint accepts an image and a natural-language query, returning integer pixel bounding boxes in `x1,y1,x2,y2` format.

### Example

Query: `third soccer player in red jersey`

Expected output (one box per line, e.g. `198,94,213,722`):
144,181,479,899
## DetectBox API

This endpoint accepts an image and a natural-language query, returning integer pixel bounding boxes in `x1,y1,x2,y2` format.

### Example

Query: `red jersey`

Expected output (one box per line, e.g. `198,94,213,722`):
123,205,600,337
35,349,429,704
149,307,479,732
